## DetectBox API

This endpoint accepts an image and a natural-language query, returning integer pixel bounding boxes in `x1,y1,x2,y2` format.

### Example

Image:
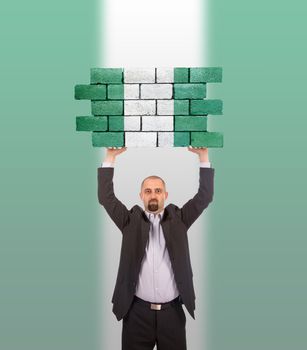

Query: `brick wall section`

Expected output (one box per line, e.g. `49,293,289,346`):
74,67,223,147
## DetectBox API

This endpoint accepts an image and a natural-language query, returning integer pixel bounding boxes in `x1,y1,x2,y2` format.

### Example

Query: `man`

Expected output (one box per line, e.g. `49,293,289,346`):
98,146,214,350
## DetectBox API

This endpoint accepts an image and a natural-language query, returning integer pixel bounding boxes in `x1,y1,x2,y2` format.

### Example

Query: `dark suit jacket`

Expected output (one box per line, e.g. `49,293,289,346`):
98,166,214,321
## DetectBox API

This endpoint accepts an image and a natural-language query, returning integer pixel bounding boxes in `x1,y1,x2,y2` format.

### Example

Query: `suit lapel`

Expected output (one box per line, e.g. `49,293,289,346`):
140,212,150,252
161,209,174,259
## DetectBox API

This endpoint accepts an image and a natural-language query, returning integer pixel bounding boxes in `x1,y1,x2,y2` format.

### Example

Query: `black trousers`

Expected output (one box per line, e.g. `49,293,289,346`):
122,296,187,350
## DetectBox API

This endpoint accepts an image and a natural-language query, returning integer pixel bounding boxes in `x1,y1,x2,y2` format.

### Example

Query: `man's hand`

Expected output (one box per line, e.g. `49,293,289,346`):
104,147,127,163
187,146,209,162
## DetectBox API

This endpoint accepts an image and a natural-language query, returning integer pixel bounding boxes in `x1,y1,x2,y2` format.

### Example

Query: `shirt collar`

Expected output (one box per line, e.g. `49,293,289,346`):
145,209,164,221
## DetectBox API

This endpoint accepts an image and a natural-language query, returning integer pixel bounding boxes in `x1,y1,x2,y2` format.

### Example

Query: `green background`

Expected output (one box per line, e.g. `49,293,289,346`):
1,0,306,349
207,1,307,349
0,1,102,349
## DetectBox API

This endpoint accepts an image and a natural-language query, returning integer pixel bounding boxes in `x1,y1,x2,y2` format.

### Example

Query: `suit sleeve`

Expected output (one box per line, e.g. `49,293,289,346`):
180,167,214,229
97,167,130,232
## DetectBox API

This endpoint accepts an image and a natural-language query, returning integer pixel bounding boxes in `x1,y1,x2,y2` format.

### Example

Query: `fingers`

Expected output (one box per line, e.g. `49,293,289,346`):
188,146,207,149
187,146,208,152
106,147,127,153
106,147,126,150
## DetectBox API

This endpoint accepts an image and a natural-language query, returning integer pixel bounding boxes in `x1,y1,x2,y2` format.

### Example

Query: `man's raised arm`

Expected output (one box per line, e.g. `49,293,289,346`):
97,147,130,231
180,147,215,229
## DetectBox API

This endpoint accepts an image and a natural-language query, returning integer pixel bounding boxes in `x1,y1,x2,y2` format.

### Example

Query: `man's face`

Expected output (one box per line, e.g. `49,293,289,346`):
139,178,168,214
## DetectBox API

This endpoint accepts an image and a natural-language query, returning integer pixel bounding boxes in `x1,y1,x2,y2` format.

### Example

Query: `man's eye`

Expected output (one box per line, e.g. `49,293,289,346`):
156,189,161,193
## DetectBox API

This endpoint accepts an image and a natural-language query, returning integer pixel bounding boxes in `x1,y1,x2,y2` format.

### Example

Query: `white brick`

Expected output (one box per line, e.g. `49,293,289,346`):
142,116,173,131
124,116,141,130
124,100,156,116
124,84,139,99
125,132,157,147
156,68,174,83
124,68,155,83
141,84,173,99
158,132,174,147
157,100,174,115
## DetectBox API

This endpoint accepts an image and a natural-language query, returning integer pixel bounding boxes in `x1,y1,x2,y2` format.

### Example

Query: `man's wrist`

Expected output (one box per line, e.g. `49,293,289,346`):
199,156,209,162
104,156,116,163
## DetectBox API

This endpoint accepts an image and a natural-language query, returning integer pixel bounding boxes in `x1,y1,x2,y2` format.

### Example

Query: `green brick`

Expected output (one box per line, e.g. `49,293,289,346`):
191,132,223,147
174,68,189,83
109,116,124,131
191,99,223,115
174,132,190,146
107,84,124,100
91,101,123,115
190,67,222,83
74,84,106,100
76,116,107,131
174,100,189,115
175,116,207,131
174,84,206,99
91,68,123,84
92,132,124,147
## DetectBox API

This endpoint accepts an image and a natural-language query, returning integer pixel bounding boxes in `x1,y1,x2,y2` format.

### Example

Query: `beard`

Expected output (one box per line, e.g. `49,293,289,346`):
148,200,159,212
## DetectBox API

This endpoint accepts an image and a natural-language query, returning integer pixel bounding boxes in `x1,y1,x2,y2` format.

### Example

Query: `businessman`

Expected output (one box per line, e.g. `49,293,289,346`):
98,146,214,350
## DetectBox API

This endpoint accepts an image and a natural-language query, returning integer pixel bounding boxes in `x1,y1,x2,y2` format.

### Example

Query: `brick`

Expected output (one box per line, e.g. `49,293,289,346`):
76,116,107,131
158,132,174,147
141,84,173,99
190,99,223,115
92,132,124,147
174,132,190,146
125,132,157,147
108,116,124,131
175,116,207,131
142,116,173,131
124,100,156,116
124,68,155,83
91,101,123,115
190,67,222,83
174,100,189,115
124,116,141,131
191,132,223,147
107,84,124,100
174,84,206,99
76,67,224,148
108,116,141,131
74,85,106,100
91,68,123,84
156,68,174,83
157,100,174,115
124,84,139,99
174,68,189,83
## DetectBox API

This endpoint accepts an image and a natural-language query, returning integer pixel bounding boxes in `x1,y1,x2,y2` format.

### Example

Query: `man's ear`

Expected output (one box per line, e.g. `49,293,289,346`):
139,192,142,200
165,192,168,200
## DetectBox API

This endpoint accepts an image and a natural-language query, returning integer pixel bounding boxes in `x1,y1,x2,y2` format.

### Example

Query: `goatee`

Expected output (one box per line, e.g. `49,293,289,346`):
148,201,158,212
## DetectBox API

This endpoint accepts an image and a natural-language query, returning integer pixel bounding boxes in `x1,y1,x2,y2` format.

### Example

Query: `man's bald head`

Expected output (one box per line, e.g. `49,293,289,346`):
140,175,166,191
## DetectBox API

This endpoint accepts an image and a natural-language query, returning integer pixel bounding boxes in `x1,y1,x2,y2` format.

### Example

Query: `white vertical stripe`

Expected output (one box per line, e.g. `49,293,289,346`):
104,0,205,67
100,0,209,349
